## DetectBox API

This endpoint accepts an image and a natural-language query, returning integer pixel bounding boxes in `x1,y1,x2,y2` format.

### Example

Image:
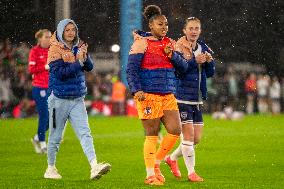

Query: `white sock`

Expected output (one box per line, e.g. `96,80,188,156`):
40,141,46,149
181,141,195,175
90,159,98,168
48,165,56,169
146,168,155,177
170,144,182,160
34,134,39,141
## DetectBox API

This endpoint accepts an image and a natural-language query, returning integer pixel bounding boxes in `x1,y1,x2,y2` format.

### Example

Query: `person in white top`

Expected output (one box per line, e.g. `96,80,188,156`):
269,76,281,114
256,74,270,113
281,77,284,112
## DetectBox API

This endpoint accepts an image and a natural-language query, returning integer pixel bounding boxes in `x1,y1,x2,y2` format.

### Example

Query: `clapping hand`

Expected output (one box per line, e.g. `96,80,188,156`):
78,43,88,63
205,51,213,62
164,45,173,58
195,53,207,64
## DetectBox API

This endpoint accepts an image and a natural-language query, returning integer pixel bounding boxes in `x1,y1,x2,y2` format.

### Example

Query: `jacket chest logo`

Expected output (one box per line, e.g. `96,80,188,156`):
144,107,152,115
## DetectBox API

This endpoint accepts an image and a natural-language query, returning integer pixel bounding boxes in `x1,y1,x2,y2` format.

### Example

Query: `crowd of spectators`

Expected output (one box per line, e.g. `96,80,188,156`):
1,38,284,118
205,67,284,115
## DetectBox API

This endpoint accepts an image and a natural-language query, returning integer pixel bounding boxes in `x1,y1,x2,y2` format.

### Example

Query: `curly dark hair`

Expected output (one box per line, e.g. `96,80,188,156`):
143,5,162,21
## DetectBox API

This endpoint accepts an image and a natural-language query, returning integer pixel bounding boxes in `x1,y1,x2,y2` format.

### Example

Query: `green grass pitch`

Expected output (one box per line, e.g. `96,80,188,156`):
0,115,283,188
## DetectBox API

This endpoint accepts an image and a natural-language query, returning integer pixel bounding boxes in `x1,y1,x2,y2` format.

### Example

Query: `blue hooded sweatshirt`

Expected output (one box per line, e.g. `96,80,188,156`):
48,19,94,99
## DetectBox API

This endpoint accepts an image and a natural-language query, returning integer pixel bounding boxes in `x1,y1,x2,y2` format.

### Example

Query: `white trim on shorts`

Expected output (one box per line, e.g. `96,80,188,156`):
177,100,203,105
181,121,204,126
181,120,193,124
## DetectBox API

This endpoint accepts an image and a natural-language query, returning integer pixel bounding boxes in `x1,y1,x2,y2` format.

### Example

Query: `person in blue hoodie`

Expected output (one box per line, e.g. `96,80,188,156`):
164,17,215,182
44,19,111,180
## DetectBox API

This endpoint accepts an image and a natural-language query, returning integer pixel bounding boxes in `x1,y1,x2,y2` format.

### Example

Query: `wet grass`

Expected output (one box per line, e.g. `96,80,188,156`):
0,114,283,188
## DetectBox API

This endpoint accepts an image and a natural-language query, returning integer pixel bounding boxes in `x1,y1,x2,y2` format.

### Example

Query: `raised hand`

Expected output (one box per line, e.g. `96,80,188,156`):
134,91,146,101
164,45,173,58
78,43,88,63
205,51,214,62
195,53,207,64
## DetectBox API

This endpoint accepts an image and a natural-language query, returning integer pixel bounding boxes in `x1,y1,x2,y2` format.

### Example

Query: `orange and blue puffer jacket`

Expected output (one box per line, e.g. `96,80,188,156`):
126,30,188,94
48,19,93,99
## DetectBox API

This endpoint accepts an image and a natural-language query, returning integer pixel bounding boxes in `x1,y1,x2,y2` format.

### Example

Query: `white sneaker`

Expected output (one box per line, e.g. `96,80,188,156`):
40,142,47,154
44,166,62,179
41,147,47,154
31,138,41,154
90,162,111,180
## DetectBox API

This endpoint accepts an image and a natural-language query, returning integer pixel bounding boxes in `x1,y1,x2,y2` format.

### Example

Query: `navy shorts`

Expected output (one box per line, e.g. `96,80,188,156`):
178,103,203,126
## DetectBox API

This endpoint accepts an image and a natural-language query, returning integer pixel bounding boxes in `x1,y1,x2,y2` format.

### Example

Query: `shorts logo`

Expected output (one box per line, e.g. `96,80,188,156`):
181,112,187,119
144,107,152,115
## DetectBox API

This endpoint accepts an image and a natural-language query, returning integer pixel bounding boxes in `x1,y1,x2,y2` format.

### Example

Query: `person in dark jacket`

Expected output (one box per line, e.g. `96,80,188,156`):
164,17,215,182
44,18,110,180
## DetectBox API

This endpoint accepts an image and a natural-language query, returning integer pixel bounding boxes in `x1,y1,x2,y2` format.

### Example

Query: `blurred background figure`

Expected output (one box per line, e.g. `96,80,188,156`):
0,70,13,118
14,42,30,66
245,73,257,114
281,77,284,112
269,76,281,115
111,76,126,116
256,74,270,113
205,77,217,112
212,106,244,120
227,70,238,109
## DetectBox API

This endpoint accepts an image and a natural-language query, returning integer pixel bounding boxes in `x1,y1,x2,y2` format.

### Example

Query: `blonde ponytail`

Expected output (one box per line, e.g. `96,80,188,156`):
35,29,50,44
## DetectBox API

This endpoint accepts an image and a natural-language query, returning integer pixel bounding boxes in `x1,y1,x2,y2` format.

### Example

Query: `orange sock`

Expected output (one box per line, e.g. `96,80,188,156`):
156,133,179,162
144,136,159,169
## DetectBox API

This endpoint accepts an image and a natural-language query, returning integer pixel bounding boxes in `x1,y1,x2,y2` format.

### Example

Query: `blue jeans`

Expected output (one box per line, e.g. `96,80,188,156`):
47,93,96,166
32,87,49,141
